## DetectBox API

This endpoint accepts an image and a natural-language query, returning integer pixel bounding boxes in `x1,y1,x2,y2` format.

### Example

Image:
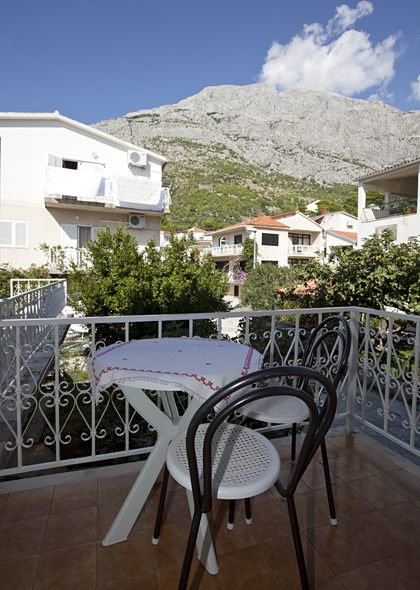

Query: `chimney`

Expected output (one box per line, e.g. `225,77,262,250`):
321,207,327,215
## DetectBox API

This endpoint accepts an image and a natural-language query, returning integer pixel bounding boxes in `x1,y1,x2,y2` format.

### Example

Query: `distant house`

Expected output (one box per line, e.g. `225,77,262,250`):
312,209,357,255
0,112,170,271
357,158,420,246
205,212,323,299
160,227,212,251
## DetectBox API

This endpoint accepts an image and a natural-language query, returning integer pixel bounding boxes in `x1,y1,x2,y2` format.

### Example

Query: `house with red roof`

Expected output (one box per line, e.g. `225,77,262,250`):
204,212,323,299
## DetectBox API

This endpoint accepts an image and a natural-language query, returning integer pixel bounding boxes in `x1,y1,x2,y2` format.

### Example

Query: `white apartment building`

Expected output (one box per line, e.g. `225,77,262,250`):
357,158,420,246
0,112,170,271
312,209,358,255
205,212,323,298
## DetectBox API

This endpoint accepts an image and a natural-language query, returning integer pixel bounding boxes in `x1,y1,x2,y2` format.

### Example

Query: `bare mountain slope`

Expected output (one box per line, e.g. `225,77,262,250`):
95,84,420,184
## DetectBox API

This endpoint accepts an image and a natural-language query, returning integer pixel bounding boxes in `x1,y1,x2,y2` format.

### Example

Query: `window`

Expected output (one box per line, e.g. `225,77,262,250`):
261,233,279,246
375,225,397,239
62,159,78,170
290,233,310,245
261,260,278,265
0,220,28,248
234,234,242,244
288,258,309,265
215,260,228,272
219,236,226,246
233,285,240,297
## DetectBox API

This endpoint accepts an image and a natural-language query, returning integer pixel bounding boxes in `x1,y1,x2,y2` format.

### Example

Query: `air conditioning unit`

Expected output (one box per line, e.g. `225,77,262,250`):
128,214,146,229
127,150,147,167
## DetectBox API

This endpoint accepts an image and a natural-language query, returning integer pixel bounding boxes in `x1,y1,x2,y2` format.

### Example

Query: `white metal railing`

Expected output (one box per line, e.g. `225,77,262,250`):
49,247,90,273
9,279,61,297
0,280,67,406
0,305,418,478
288,245,316,255
203,244,243,256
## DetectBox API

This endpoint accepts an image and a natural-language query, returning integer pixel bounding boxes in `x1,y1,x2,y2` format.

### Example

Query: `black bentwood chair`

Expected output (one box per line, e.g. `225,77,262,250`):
154,366,337,590
239,315,351,527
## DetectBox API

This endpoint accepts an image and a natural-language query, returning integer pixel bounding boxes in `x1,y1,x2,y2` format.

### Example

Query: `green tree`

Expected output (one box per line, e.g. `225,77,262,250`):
241,237,257,272
69,227,228,341
241,264,298,310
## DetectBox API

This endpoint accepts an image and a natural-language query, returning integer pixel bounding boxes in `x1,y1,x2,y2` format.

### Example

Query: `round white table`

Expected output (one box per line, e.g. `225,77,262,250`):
89,337,262,571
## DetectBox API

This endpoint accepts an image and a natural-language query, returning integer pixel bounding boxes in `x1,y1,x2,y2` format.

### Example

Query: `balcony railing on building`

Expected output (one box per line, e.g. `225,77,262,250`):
362,195,417,222
45,165,171,212
203,244,243,257
0,303,419,478
288,244,316,255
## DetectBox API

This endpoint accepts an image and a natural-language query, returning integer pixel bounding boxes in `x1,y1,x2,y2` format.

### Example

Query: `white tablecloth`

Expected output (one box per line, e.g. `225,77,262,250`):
89,337,262,403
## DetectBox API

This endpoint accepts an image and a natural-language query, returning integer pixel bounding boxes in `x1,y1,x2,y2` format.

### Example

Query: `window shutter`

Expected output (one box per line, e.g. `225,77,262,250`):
15,222,28,247
0,221,13,246
60,224,78,247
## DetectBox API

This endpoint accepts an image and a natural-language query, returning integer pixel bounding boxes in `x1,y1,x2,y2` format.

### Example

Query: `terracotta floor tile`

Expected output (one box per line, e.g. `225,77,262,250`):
0,486,54,522
0,492,8,513
97,572,158,590
261,534,334,589
327,455,374,482
145,487,191,529
97,473,138,505
301,459,341,490
50,479,97,513
379,500,420,544
380,546,420,590
96,531,157,587
42,505,97,551
158,563,222,590
377,468,420,500
351,448,402,475
348,474,406,508
311,577,346,589
239,498,290,543
313,482,374,521
208,502,257,555
216,545,284,590
152,519,195,574
0,515,47,562
34,542,96,590
97,499,148,540
338,560,406,590
326,433,380,455
0,555,39,590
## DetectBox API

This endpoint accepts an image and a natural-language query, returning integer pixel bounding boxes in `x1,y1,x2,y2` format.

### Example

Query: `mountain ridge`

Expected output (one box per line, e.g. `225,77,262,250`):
94,84,420,228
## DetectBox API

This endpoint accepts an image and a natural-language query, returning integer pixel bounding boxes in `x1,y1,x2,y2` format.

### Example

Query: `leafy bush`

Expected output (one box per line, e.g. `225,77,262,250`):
69,226,229,343
0,264,49,299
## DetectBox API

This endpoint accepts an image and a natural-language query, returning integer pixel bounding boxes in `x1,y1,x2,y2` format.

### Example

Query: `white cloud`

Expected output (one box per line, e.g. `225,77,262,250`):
259,2,398,97
409,75,420,101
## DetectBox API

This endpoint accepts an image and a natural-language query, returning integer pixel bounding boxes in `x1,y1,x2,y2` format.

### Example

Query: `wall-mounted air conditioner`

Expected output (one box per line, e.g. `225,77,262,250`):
127,150,147,167
128,214,146,229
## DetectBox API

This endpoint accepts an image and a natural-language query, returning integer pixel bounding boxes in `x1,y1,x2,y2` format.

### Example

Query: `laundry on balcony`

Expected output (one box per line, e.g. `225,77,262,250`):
46,162,107,201
113,175,164,210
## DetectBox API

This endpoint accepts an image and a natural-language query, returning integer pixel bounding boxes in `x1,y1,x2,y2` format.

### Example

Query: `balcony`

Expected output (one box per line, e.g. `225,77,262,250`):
203,244,243,257
1,306,420,588
45,166,170,213
288,244,317,256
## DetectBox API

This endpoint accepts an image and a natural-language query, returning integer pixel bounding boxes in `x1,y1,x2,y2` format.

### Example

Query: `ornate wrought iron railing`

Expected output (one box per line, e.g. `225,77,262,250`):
0,306,418,478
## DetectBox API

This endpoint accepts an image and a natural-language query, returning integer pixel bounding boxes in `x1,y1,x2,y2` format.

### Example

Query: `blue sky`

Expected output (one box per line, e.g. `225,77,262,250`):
1,0,419,124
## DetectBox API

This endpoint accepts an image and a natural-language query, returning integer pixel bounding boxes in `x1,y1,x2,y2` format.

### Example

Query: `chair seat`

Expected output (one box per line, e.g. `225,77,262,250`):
242,395,310,424
167,423,280,500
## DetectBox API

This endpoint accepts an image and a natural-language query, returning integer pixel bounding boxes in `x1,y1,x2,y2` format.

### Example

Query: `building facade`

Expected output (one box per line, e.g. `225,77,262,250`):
0,112,170,271
357,159,420,246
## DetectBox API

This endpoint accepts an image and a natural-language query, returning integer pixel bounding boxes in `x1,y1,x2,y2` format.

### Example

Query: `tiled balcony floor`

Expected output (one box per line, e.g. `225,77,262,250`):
1,428,420,590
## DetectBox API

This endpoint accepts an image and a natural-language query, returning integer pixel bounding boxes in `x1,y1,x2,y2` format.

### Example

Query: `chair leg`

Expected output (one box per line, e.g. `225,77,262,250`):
320,439,337,525
244,497,252,524
291,423,297,463
287,495,310,590
178,510,203,590
227,499,236,530
152,465,170,544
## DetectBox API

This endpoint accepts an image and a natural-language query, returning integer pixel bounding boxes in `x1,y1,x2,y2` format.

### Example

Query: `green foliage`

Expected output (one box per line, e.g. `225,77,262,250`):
242,230,420,314
241,237,257,272
0,264,50,299
69,226,229,342
241,264,298,310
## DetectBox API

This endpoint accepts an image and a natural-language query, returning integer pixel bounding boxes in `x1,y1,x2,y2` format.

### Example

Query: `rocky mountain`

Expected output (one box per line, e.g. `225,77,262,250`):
94,84,420,228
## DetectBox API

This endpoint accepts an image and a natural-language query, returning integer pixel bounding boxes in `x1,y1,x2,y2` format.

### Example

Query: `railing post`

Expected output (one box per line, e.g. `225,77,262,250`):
346,308,360,433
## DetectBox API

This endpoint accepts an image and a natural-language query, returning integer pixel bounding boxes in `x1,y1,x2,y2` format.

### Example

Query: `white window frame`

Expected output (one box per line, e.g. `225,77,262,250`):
0,220,29,248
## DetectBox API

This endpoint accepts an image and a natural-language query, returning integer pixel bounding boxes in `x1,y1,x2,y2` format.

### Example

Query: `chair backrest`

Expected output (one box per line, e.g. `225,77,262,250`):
185,365,337,514
302,315,351,388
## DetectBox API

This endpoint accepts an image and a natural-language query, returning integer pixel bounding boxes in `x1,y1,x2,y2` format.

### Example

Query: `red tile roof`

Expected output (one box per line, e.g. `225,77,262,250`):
327,229,357,241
